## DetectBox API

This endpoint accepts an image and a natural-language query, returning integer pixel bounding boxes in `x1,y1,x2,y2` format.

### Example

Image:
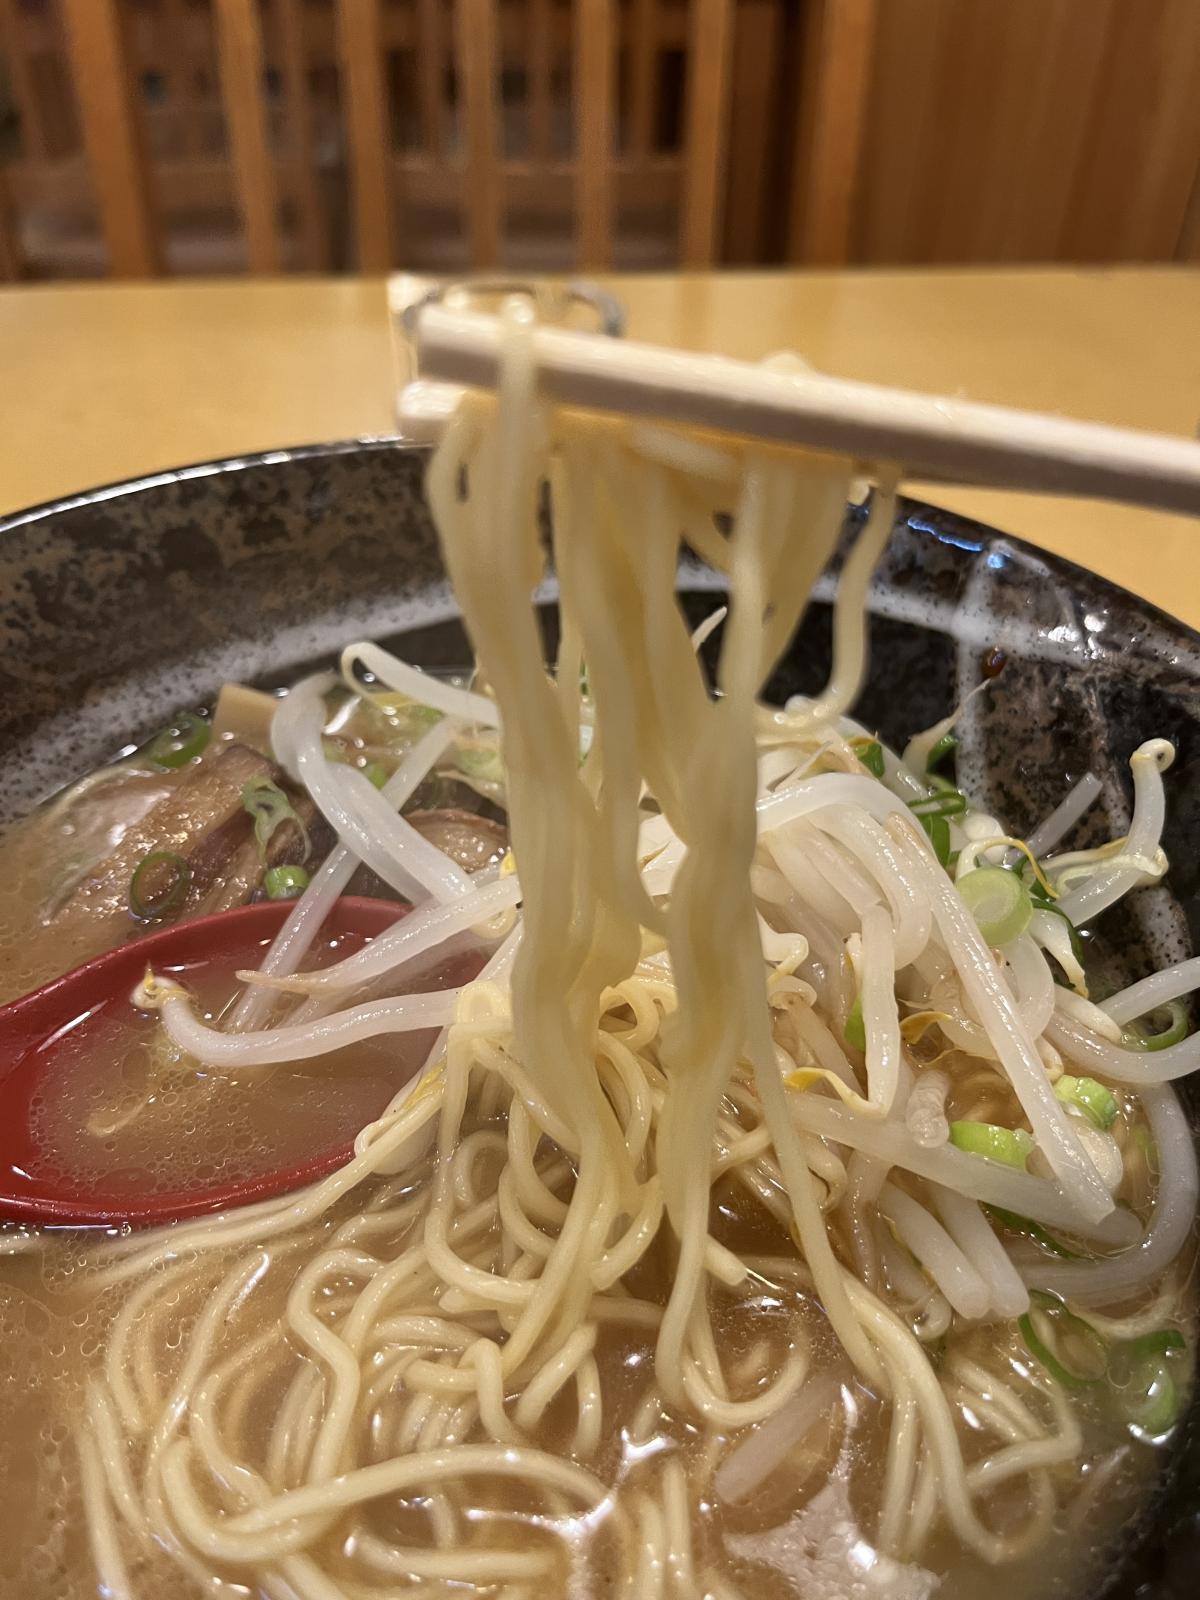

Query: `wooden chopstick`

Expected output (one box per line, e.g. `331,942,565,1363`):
414,305,1200,519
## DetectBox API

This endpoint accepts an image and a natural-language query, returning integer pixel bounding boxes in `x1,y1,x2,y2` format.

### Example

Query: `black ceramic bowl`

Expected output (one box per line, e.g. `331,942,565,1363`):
0,439,1196,1595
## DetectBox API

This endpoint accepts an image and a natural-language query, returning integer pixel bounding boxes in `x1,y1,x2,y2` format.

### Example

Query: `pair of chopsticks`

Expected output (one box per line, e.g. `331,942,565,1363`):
404,305,1200,519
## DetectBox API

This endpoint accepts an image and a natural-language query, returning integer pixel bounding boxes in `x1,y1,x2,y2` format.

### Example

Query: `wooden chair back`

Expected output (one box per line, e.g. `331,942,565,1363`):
335,0,740,272
0,0,753,279
5,1,1191,283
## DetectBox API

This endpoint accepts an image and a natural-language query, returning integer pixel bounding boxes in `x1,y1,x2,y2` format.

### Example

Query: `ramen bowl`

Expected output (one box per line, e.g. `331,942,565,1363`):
0,438,1196,1597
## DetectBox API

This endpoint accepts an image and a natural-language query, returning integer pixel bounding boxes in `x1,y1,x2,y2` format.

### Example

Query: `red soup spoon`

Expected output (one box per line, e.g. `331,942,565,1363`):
0,898,464,1230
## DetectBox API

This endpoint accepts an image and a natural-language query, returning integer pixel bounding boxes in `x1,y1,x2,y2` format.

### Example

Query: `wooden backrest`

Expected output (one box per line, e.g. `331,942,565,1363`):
58,0,161,275
0,0,743,278
14,1,1193,280
332,0,737,273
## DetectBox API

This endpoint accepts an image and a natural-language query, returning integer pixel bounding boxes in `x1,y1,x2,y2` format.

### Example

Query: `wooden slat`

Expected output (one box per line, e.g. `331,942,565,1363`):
308,0,693,56
161,0,208,157
9,155,229,213
1119,0,1200,260
213,0,281,272
337,0,395,269
723,0,782,263
788,0,877,264
627,0,657,157
455,0,502,268
0,0,49,159
679,0,733,267
59,0,162,277
527,0,553,160
988,0,1114,263
415,0,447,158
959,0,1064,261
397,152,679,212
575,0,614,267
278,0,328,269
1061,0,1200,263
925,0,1025,262
0,161,20,281
854,0,949,263
1180,159,1200,262
9,150,682,220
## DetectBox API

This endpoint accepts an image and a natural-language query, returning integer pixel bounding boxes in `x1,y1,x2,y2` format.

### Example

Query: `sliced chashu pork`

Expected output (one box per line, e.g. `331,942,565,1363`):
46,743,330,970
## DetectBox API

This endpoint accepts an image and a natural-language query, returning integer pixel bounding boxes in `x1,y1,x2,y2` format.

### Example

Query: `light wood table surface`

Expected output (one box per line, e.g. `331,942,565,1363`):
2,269,1198,627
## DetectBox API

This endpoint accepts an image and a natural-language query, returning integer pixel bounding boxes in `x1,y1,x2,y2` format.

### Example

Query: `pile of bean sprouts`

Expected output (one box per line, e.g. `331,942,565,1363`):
65,315,1197,1599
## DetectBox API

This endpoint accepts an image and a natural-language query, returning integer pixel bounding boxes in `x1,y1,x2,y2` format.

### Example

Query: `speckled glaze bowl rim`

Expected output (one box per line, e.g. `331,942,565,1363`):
0,436,404,536
5,434,1198,657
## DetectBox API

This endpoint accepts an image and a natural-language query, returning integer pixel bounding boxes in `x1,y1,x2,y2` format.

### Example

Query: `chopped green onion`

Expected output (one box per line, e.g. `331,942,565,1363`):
129,850,191,920
264,864,309,900
1108,1327,1188,1432
844,996,866,1052
985,1205,1080,1259
949,1120,1034,1169
1054,1074,1119,1130
926,732,957,773
1123,1366,1180,1433
321,742,389,789
1122,999,1190,1052
908,788,969,818
857,740,885,779
145,710,210,770
405,703,442,729
959,867,1033,946
917,811,953,867
454,743,505,785
242,776,310,865
1019,1289,1107,1389
927,773,961,797
1125,1328,1185,1359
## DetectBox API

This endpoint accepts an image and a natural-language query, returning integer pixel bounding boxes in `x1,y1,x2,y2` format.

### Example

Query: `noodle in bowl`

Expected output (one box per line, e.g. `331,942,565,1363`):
0,326,1196,1599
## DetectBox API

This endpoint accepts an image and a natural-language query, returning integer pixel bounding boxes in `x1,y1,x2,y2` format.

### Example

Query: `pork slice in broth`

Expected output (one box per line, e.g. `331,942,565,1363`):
47,743,331,957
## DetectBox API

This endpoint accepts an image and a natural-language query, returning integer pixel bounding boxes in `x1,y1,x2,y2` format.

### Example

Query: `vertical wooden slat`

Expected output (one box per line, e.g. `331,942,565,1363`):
278,0,328,269
59,0,162,277
527,0,553,160
985,0,1113,263
1119,0,1200,260
337,0,394,269
1180,159,1200,262
161,0,207,157
1059,1,1200,263
416,0,447,158
455,0,502,268
723,0,782,263
0,0,49,159
788,0,877,264
854,0,949,264
213,0,281,272
679,0,734,267
0,162,20,281
575,0,614,267
925,0,1028,262
628,0,657,157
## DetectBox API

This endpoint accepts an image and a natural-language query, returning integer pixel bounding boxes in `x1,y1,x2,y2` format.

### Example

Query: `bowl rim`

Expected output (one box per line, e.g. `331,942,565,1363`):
0,435,412,537
3,434,1197,653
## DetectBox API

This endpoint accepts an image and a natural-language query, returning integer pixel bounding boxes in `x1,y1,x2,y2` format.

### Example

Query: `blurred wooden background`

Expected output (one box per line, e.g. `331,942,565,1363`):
0,0,1197,282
